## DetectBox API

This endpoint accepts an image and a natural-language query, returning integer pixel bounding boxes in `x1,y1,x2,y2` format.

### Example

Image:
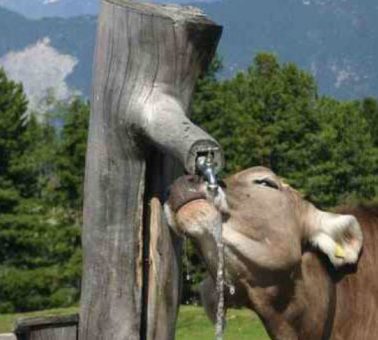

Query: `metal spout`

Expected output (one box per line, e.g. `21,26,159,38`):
196,154,219,192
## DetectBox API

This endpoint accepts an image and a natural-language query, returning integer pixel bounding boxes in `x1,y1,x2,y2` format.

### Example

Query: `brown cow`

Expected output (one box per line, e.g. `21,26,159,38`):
165,167,377,339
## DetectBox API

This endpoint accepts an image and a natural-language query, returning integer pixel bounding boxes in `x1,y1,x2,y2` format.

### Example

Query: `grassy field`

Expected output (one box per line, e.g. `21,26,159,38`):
176,305,269,340
0,305,269,339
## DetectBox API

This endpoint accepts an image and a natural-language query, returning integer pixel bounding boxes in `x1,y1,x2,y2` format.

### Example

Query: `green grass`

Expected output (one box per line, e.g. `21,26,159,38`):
0,305,269,339
177,306,269,340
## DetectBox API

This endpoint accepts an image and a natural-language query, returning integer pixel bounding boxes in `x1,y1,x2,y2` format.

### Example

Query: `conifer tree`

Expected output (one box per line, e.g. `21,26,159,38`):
0,73,85,312
0,68,28,213
192,53,378,207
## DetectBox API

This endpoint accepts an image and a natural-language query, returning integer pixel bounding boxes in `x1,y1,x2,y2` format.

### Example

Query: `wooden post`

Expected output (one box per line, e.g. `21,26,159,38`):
0,334,16,340
14,315,78,340
79,1,223,339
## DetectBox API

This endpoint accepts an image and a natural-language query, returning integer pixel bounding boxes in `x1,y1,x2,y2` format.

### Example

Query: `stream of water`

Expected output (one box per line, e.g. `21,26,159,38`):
213,209,225,340
196,154,227,339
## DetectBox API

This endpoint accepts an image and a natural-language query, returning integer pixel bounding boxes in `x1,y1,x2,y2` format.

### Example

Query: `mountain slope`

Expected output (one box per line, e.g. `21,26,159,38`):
198,0,378,98
0,7,96,98
0,0,377,100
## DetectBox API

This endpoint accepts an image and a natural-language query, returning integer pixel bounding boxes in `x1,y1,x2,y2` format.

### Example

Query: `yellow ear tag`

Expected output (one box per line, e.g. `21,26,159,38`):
335,244,345,259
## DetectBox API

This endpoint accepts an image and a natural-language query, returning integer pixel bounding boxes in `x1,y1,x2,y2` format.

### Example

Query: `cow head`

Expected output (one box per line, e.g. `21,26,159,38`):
165,167,363,336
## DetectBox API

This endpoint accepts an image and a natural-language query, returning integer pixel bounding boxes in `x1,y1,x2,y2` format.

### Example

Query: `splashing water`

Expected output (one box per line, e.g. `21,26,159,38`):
184,237,192,282
205,186,226,340
213,209,225,340
196,154,227,340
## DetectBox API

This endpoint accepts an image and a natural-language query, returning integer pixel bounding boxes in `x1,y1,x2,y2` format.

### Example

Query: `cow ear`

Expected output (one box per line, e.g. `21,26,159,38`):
307,211,363,267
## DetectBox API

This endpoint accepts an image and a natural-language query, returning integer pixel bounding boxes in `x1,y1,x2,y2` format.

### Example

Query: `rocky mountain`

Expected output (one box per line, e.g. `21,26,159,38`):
202,0,378,99
0,0,377,109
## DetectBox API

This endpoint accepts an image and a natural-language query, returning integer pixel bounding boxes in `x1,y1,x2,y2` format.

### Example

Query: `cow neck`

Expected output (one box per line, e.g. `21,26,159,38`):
240,251,336,340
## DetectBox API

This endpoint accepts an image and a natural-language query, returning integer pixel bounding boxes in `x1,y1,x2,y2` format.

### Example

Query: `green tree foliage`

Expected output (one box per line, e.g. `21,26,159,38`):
52,99,89,215
361,97,378,146
192,53,378,207
11,116,57,200
0,206,80,312
0,68,28,213
0,52,377,310
302,98,378,206
0,70,86,312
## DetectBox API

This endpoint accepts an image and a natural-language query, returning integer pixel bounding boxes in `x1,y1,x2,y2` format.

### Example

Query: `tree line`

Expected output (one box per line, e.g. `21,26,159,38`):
0,69,88,312
0,53,377,311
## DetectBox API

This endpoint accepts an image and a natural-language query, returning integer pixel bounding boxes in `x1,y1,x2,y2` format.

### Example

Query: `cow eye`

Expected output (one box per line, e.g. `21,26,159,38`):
254,178,279,190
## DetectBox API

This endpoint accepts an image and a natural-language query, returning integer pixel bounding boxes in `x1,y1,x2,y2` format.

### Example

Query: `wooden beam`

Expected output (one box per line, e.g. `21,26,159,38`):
14,315,78,340
0,334,16,340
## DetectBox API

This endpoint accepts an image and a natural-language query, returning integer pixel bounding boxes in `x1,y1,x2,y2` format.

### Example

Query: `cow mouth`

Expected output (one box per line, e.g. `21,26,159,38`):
167,175,208,213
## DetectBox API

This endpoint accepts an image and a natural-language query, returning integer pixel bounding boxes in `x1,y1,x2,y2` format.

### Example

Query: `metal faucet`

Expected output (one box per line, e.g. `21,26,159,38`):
196,153,219,192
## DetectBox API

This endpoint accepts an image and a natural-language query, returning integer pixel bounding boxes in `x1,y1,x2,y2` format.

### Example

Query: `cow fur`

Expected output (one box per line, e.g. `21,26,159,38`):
325,203,378,339
199,203,378,339
167,169,376,339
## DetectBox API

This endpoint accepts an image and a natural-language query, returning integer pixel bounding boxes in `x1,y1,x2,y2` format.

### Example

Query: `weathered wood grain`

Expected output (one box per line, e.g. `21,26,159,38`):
14,315,78,340
27,327,76,340
0,334,16,340
80,1,222,339
143,151,183,340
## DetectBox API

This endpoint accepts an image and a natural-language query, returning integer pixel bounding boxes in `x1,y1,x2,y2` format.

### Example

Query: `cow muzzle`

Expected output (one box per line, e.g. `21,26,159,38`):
164,175,228,236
